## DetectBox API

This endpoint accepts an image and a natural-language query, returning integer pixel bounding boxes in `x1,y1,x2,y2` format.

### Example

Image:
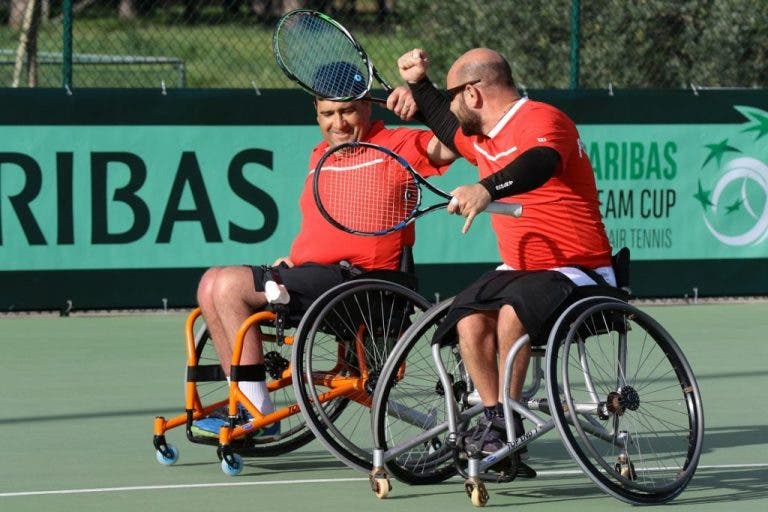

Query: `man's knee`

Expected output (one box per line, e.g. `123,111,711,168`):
457,311,497,341
208,267,243,300
498,304,520,321
206,266,268,311
498,305,526,335
457,312,483,332
197,267,222,307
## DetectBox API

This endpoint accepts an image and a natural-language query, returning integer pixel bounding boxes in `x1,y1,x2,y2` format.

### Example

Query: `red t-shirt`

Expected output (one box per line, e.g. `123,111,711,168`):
454,98,612,269
290,121,449,270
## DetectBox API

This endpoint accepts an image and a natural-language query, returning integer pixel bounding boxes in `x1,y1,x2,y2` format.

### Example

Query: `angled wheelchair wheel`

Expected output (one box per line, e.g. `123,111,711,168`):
545,297,704,504
192,323,315,457
292,279,433,472
371,298,468,485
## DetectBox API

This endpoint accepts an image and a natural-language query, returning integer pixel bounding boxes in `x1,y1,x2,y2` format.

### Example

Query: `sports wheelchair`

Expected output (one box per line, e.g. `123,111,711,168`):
363,249,704,506
152,249,435,475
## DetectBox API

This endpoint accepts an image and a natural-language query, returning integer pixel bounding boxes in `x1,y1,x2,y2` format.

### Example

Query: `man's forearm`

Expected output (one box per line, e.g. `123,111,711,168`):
409,77,460,153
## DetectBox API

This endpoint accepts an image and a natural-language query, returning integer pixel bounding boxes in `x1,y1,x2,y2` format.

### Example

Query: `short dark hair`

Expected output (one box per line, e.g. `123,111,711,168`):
312,61,367,98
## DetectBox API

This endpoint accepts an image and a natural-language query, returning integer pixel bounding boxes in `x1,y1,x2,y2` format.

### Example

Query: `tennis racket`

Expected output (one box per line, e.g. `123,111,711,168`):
273,9,391,103
313,142,523,236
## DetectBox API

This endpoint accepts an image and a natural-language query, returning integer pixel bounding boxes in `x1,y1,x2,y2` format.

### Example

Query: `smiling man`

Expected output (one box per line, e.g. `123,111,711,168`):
191,62,455,439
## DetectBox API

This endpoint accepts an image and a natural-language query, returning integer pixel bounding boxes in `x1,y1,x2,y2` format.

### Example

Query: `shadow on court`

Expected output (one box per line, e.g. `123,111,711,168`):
466,467,768,507
676,466,768,505
168,450,351,474
0,406,180,425
698,425,768,452
494,476,603,505
239,453,351,474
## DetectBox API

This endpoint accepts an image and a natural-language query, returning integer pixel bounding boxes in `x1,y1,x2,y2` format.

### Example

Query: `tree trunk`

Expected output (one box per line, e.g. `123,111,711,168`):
252,0,307,20
12,0,42,87
9,0,27,29
119,0,138,20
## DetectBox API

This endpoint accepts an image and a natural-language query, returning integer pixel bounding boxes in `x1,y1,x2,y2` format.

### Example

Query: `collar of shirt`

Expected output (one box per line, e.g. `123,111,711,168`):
486,97,528,139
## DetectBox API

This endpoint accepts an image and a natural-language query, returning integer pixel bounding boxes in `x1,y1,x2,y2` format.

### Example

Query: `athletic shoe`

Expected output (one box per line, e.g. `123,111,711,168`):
460,415,537,479
190,416,228,438
461,418,505,455
191,406,280,439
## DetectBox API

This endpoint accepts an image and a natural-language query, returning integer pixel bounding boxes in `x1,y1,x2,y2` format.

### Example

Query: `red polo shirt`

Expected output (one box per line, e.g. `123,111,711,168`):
454,98,612,269
290,121,449,270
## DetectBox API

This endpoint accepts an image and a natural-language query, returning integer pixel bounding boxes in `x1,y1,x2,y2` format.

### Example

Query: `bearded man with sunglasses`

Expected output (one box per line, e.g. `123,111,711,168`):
392,47,615,478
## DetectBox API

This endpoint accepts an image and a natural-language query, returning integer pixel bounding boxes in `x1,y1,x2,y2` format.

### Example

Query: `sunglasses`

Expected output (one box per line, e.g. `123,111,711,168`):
444,79,482,100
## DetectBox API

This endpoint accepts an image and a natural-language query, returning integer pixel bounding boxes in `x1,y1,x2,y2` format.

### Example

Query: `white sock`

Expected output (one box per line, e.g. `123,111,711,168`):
239,380,274,416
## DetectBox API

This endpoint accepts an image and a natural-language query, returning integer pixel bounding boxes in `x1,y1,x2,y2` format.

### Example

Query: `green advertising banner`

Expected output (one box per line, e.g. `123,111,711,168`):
1,125,311,270
2,107,766,271
0,89,766,308
584,105,768,260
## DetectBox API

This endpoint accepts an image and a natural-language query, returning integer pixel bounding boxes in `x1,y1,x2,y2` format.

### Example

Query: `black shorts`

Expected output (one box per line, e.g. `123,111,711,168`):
250,262,359,324
432,269,579,347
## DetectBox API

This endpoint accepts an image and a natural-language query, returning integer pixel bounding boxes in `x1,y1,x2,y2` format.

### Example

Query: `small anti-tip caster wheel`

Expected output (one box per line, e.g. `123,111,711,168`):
369,468,391,498
155,444,179,466
465,478,489,507
221,452,243,476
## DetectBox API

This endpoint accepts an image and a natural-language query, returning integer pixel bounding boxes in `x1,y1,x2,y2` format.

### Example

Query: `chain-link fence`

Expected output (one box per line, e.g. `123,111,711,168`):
2,0,766,89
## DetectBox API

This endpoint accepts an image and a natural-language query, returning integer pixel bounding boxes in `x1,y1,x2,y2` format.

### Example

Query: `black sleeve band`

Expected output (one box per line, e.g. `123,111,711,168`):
478,147,560,200
408,77,459,153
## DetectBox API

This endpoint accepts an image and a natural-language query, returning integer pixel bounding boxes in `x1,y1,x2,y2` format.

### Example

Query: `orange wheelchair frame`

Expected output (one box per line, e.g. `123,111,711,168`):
152,277,431,475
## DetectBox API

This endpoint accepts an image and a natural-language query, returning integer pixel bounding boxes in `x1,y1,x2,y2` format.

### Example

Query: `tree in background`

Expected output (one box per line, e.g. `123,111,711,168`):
397,0,768,89
9,0,49,28
395,0,571,89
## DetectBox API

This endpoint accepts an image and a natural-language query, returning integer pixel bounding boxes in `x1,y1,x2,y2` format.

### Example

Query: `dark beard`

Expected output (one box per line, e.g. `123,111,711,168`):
458,103,483,136
460,116,483,136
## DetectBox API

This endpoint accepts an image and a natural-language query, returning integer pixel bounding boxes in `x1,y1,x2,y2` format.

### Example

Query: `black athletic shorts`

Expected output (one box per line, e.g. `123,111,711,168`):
432,269,580,347
250,262,360,324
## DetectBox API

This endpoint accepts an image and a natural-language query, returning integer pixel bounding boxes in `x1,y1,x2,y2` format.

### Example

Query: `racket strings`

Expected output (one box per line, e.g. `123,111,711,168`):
276,12,370,98
317,147,419,234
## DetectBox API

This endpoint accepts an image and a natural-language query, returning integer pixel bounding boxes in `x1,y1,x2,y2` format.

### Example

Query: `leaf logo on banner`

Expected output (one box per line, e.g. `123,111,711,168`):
698,106,768,247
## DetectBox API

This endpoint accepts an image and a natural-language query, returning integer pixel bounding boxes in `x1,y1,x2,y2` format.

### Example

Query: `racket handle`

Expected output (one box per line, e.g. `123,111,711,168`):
265,280,291,305
449,197,523,218
487,201,523,217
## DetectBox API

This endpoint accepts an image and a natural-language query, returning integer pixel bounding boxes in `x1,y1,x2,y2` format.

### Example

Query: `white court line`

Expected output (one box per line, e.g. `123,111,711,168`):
0,477,368,498
1,463,766,498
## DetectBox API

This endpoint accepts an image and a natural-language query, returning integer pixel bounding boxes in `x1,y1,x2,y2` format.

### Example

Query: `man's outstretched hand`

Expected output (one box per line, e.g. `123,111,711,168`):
447,184,492,234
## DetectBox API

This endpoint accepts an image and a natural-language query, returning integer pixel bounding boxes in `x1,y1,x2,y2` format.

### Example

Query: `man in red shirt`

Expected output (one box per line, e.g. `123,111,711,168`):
192,79,454,437
395,47,615,476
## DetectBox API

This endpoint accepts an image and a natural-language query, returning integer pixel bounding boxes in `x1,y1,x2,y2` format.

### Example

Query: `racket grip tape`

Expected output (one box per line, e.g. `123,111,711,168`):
450,197,523,217
487,201,523,217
